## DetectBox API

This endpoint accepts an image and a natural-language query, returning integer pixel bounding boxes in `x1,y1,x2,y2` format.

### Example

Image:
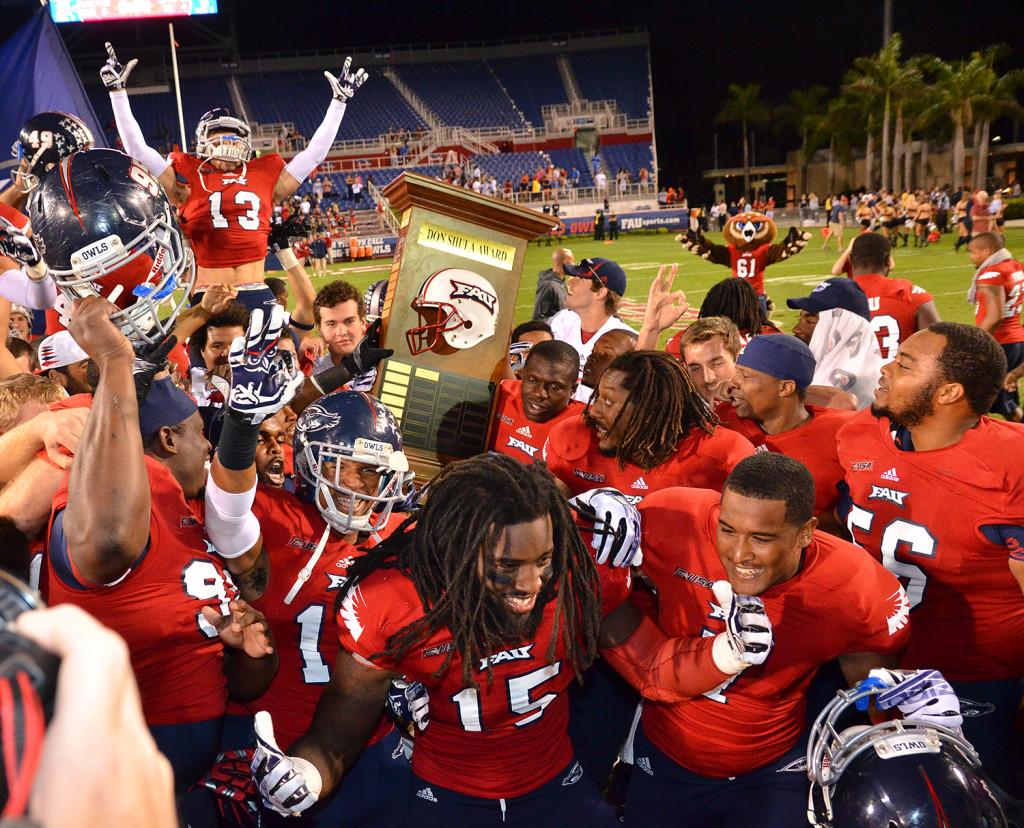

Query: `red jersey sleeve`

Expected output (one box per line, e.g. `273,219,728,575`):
908,283,933,307
335,569,421,672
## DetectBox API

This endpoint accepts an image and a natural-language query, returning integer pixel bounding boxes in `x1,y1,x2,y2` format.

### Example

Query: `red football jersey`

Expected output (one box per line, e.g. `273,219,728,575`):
0,202,29,233
336,565,631,798
241,486,392,750
728,244,770,296
489,379,584,465
720,405,852,515
838,411,1024,680
973,259,1024,344
853,273,934,360
169,152,286,268
543,417,754,500
637,488,909,777
46,457,234,726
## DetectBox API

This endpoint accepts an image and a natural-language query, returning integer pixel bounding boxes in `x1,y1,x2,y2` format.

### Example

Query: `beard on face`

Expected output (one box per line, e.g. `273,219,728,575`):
871,380,938,428
481,570,556,643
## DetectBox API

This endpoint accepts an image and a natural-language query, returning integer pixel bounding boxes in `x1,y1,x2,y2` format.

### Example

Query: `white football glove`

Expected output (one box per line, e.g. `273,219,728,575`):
711,581,773,674
507,340,533,374
324,57,368,102
251,711,322,817
222,305,305,425
100,42,137,91
569,488,642,568
856,668,963,730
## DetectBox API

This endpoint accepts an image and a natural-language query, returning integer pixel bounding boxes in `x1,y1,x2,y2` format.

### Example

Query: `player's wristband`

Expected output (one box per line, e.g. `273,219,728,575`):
290,318,315,332
216,411,260,471
309,363,352,396
277,248,299,270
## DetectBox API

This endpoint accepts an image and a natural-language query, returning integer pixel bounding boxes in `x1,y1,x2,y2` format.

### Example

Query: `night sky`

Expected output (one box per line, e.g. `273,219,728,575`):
3,0,1023,198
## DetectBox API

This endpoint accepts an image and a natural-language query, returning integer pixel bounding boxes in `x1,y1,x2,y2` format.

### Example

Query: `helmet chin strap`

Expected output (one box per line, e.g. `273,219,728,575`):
283,523,332,606
196,159,247,194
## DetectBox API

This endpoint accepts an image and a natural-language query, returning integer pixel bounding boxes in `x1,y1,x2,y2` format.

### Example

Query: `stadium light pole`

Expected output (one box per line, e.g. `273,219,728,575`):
169,23,187,151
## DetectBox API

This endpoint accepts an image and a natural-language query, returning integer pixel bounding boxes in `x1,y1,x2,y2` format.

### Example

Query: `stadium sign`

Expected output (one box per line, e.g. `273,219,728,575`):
558,209,688,236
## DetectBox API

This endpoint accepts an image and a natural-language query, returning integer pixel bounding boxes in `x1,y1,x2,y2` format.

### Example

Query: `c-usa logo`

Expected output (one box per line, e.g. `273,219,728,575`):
300,404,342,432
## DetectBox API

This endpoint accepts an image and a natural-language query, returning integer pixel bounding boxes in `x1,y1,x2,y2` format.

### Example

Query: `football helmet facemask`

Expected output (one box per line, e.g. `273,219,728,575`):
406,267,499,355
195,108,253,165
28,148,195,345
10,111,94,194
294,391,413,534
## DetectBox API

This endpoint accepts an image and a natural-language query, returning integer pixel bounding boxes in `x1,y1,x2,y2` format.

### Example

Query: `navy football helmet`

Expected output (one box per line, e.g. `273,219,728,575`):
10,111,94,194
363,279,389,323
27,149,195,344
807,684,1008,827
294,391,413,534
195,108,252,165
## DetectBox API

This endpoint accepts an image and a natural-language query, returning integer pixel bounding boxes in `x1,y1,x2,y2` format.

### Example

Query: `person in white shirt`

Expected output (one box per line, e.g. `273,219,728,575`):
547,256,637,401
595,170,607,194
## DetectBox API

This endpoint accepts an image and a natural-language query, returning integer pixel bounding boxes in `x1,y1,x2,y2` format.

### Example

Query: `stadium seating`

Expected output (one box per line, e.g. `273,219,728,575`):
545,147,595,187
240,72,426,140
569,46,650,119
487,55,566,127
599,142,654,181
393,62,526,129
471,150,546,186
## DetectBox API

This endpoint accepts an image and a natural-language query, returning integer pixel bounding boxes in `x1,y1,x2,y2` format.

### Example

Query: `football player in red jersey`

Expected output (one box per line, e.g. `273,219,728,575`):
251,454,634,825
838,321,1024,789
100,43,366,311
544,349,755,500
968,232,1024,422
206,359,417,825
843,233,940,361
598,453,910,827
45,297,277,793
490,340,584,465
723,335,853,531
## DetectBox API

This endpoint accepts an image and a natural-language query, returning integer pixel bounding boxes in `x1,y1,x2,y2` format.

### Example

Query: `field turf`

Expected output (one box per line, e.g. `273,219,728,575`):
281,226,1024,347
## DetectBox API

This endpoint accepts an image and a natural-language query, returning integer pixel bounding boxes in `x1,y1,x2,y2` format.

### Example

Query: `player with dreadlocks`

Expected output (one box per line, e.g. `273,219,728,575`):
251,452,636,826
544,349,755,500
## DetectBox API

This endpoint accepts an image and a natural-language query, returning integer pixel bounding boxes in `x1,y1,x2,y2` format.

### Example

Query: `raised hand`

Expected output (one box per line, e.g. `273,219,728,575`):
201,599,275,659
569,488,643,568
133,334,178,404
67,297,134,365
0,216,42,270
100,42,138,91
641,263,695,336
324,56,368,102
226,305,304,425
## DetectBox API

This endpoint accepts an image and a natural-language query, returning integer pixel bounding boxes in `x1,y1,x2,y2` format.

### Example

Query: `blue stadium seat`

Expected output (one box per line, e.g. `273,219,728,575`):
596,142,654,182
487,56,566,128
569,46,650,119
545,147,594,187
393,62,525,129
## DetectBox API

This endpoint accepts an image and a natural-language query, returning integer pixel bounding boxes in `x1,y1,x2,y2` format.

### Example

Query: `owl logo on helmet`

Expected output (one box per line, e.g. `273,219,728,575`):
28,149,195,345
406,268,499,355
363,279,389,323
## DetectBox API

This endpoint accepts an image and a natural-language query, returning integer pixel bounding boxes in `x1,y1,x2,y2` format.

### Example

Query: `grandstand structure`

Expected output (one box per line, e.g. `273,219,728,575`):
78,29,657,224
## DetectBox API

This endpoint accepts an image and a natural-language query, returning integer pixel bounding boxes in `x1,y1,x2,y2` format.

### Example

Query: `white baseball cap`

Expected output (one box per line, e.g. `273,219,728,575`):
37,331,89,372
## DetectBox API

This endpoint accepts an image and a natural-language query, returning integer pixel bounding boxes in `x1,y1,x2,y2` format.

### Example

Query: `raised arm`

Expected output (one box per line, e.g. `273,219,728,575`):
62,297,150,585
636,263,696,350
274,58,368,201
100,43,187,204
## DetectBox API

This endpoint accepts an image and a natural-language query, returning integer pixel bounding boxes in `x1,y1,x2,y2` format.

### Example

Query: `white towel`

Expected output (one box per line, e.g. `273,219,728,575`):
808,308,884,410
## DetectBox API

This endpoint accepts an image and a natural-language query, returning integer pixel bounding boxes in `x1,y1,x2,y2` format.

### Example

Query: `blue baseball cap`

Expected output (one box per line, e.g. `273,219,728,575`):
138,376,198,437
737,334,816,390
564,257,627,297
786,277,871,320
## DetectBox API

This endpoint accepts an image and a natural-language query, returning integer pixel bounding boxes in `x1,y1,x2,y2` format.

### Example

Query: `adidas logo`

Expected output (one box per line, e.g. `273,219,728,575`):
515,425,533,438
416,787,438,803
631,476,649,490
636,757,653,776
880,467,900,482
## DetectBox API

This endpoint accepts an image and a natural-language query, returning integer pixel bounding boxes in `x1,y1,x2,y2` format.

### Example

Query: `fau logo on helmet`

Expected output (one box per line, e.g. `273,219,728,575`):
449,278,497,313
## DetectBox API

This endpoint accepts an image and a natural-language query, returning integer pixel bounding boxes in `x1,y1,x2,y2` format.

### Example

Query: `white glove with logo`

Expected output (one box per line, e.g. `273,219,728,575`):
856,668,963,729
569,487,642,567
100,42,137,91
251,711,322,817
324,57,368,102
218,305,305,425
711,581,773,675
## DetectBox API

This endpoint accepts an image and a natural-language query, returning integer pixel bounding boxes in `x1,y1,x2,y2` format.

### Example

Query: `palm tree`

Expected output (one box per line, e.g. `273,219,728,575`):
777,85,828,197
925,55,985,192
891,57,924,192
824,95,864,192
901,81,942,189
716,83,771,198
968,46,1024,191
845,34,905,192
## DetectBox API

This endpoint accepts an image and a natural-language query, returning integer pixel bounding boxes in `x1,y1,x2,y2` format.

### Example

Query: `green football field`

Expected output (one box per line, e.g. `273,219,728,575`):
283,226,1024,346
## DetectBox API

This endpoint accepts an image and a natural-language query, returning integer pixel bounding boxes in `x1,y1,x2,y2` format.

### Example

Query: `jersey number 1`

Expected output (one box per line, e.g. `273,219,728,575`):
209,191,261,231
